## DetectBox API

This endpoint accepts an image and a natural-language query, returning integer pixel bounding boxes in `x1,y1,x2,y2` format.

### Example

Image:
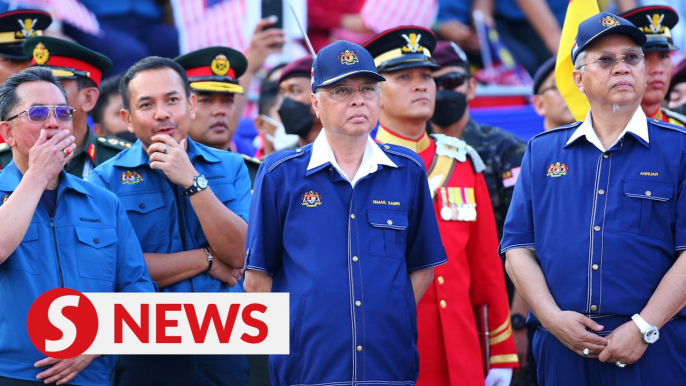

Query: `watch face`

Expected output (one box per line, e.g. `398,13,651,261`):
197,175,208,189
644,327,659,344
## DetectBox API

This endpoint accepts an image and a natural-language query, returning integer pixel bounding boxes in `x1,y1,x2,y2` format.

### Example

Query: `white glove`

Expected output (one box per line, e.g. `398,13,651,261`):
484,368,513,386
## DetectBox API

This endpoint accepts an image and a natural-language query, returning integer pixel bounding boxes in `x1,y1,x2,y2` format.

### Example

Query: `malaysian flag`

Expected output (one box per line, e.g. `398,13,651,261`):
1,0,100,35
171,0,248,54
361,0,437,33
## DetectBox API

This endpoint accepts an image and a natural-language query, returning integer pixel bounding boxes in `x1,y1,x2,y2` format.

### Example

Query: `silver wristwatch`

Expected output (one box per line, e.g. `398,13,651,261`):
631,314,659,344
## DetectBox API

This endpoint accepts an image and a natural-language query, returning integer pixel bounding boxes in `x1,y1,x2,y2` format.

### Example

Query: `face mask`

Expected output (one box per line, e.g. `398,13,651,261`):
278,97,315,137
260,114,299,151
115,131,138,143
430,90,468,127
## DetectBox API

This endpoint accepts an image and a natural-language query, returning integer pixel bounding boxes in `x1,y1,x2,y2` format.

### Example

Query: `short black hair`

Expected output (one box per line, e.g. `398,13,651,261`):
0,67,68,121
258,80,279,115
119,56,190,110
90,74,122,124
76,76,97,91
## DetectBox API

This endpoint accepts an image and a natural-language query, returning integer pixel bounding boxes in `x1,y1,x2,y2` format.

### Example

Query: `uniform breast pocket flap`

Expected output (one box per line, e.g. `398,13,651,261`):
368,210,409,259
75,227,118,281
212,183,236,204
622,180,674,239
119,192,166,214
6,222,41,274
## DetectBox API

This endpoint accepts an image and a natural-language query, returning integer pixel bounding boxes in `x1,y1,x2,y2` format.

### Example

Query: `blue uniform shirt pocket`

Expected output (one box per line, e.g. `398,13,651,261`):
622,180,674,240
119,192,170,248
368,210,409,259
75,227,117,281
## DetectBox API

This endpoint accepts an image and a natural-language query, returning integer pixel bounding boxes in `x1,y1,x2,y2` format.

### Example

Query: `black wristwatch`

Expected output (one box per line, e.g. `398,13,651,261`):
511,313,527,330
183,174,208,196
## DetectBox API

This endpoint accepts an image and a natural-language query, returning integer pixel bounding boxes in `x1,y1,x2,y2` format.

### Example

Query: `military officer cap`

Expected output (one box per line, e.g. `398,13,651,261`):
310,40,385,92
278,56,314,85
532,56,557,95
432,40,469,68
572,12,646,64
620,6,679,51
23,36,112,86
363,26,439,73
174,46,247,94
0,9,51,59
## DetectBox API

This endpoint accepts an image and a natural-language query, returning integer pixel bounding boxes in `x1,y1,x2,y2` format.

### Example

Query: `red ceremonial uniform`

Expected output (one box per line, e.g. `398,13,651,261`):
376,126,518,385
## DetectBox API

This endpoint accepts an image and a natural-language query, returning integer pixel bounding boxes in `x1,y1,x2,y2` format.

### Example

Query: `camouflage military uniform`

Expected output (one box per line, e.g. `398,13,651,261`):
461,118,526,237
0,129,131,179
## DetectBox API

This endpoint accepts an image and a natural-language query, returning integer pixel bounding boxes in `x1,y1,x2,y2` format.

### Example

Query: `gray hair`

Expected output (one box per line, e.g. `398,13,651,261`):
0,67,68,121
574,50,588,73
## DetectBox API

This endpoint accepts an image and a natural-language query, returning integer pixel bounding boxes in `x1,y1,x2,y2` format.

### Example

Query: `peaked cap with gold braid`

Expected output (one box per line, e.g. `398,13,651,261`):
621,5,679,51
174,46,247,94
23,36,112,86
363,26,439,73
0,9,51,59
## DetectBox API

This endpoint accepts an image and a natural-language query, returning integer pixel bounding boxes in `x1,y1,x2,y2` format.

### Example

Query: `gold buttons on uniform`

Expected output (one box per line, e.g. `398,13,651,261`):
598,189,605,195
594,226,601,231
591,305,597,311
387,219,393,225
603,154,609,159
357,346,363,352
437,276,444,284
440,300,447,308
592,264,599,270
645,191,652,196
355,300,361,307
350,214,356,219
352,256,359,262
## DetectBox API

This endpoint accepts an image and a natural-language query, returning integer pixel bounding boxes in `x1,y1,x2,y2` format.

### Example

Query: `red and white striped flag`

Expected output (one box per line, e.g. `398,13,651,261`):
1,0,100,35
361,0,437,33
171,0,248,54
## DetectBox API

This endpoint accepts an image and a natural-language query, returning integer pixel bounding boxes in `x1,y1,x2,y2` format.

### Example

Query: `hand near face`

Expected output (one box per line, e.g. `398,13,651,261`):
147,134,198,189
27,129,76,183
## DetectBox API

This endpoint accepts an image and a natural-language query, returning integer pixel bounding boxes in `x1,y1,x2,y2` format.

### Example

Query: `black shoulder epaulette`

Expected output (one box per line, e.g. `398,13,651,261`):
97,136,133,150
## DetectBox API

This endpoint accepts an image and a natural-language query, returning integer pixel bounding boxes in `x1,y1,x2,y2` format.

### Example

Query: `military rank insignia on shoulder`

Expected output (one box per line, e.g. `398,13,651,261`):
432,133,468,162
98,136,133,150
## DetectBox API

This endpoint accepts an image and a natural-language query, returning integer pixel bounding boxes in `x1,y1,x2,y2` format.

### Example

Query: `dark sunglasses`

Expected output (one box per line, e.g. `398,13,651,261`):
6,105,75,122
434,72,469,89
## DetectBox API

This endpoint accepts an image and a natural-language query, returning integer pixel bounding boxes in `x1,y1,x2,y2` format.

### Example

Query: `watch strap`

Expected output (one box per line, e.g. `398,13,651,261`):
631,314,651,333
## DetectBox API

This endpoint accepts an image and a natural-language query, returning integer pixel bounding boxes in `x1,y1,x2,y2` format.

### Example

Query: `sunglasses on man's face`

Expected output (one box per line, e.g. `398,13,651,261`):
6,105,75,122
433,72,469,90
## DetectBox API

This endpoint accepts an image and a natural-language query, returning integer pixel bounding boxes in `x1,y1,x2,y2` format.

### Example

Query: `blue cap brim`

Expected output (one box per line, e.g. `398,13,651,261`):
574,25,647,63
315,70,386,90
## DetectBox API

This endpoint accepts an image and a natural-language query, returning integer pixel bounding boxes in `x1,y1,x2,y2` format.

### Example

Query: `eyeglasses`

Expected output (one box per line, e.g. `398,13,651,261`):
434,72,469,89
579,53,644,70
6,105,75,122
328,84,380,101
538,84,558,94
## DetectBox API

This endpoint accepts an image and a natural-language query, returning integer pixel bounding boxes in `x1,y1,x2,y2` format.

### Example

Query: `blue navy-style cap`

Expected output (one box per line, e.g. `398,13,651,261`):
311,40,385,92
533,56,557,94
571,12,647,64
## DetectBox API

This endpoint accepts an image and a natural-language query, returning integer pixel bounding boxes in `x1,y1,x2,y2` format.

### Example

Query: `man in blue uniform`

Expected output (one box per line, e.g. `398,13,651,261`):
0,67,154,385
502,12,686,386
89,57,252,385
243,40,447,385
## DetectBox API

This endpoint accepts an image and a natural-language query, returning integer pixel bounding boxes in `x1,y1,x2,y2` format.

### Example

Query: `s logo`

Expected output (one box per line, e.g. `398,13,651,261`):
27,288,98,359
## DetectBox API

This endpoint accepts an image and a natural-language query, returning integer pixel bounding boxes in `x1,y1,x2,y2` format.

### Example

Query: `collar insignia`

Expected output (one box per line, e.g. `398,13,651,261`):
121,170,144,184
601,16,620,28
301,190,322,207
401,33,423,53
32,42,49,65
211,54,230,76
546,162,569,177
339,50,359,65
